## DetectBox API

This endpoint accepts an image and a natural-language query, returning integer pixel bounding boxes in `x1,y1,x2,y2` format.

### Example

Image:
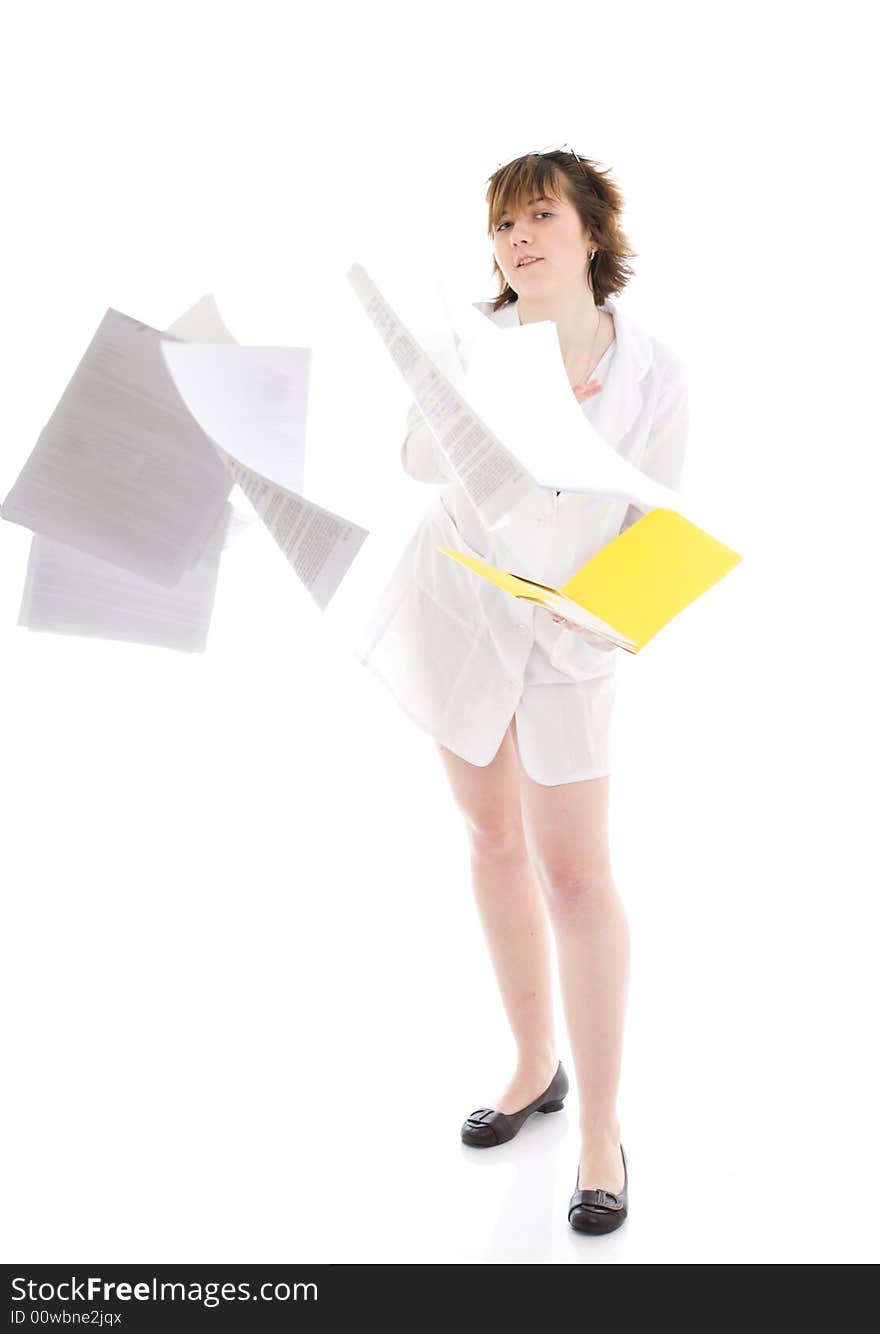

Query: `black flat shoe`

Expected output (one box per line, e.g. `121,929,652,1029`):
461,1060,569,1147
568,1142,628,1234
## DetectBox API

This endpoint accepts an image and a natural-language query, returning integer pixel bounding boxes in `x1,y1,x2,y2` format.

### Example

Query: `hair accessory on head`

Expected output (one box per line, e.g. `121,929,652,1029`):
495,142,590,178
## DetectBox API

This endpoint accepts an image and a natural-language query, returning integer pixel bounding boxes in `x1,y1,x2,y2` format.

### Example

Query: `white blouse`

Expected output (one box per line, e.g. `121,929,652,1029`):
353,296,689,769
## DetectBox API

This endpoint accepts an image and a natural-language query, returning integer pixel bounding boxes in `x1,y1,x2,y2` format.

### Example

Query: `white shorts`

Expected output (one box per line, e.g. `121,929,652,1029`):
512,667,617,786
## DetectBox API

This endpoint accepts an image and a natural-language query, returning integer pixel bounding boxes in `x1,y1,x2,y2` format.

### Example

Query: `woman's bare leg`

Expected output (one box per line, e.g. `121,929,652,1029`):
513,720,627,1193
436,721,559,1111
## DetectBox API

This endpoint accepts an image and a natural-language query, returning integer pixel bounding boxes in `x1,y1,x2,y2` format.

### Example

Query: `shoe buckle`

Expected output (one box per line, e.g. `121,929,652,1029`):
595,1189,606,1205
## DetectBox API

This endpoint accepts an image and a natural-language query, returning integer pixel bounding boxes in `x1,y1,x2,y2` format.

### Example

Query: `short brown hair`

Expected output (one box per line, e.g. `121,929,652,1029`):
485,150,637,311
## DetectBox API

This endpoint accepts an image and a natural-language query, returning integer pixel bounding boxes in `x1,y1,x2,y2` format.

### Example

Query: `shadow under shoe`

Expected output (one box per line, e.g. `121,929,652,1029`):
568,1142,628,1234
461,1060,569,1148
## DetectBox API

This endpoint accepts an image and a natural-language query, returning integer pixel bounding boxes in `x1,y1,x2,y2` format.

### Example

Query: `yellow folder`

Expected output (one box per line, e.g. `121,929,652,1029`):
437,507,743,654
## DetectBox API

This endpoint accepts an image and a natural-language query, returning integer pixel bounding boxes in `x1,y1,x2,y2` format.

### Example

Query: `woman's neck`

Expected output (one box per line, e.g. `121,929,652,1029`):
516,290,613,376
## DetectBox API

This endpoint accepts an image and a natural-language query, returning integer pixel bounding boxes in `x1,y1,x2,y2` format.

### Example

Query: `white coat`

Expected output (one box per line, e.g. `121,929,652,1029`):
354,295,689,781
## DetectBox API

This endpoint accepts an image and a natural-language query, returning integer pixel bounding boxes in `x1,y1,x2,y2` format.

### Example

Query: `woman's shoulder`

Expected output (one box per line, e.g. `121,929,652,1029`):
646,331,687,389
608,298,685,384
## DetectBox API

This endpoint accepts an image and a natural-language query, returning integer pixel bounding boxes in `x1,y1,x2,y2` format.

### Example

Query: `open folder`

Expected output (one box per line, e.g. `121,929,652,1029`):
438,506,743,654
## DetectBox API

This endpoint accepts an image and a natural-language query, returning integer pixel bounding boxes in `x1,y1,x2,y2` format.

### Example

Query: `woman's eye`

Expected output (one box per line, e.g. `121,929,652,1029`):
497,212,552,232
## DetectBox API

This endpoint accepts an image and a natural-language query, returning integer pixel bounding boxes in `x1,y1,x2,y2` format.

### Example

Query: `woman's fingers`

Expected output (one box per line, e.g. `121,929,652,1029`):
572,379,604,403
550,612,610,649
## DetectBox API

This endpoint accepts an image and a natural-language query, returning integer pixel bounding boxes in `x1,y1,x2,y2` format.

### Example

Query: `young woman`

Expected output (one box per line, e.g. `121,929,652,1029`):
356,147,689,1234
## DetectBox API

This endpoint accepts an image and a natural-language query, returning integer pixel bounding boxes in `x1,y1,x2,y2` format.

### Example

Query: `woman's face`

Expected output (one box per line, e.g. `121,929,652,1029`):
491,184,593,297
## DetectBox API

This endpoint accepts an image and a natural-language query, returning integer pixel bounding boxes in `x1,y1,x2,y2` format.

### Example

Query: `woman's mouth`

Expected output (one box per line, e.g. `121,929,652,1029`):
516,257,543,269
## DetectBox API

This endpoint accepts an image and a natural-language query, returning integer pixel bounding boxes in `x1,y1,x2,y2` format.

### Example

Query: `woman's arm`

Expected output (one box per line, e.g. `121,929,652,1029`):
619,354,690,533
399,398,457,485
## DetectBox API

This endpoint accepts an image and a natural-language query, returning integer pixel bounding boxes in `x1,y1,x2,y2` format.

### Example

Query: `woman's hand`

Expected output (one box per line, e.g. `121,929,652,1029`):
572,378,604,405
547,610,613,650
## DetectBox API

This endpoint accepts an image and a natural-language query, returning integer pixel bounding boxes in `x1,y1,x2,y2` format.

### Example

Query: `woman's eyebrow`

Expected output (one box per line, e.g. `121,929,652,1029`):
498,195,551,219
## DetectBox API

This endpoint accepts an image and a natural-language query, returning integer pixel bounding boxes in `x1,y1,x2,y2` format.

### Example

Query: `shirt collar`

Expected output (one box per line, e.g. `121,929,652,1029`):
470,296,653,451
472,296,651,373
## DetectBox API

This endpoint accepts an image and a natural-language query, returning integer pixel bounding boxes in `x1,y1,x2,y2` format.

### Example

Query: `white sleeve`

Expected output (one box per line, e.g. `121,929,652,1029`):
619,356,689,534
399,398,457,485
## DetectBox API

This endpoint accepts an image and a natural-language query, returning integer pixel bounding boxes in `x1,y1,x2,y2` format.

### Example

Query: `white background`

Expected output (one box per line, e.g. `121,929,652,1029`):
2,0,877,1265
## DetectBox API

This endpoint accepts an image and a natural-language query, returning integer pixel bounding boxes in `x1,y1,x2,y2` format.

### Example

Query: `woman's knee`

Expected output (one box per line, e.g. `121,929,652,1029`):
465,812,528,863
532,860,616,915
436,729,526,861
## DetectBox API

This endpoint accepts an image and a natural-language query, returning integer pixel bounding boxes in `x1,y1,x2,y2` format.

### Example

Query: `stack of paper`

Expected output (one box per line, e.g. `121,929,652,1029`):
1,294,369,652
19,506,233,652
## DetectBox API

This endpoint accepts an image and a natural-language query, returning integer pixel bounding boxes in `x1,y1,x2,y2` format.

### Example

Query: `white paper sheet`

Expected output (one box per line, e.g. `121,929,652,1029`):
161,292,260,546
218,451,368,610
463,317,686,513
347,262,535,530
160,339,367,606
160,342,310,493
0,308,233,588
162,292,238,344
18,502,232,652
